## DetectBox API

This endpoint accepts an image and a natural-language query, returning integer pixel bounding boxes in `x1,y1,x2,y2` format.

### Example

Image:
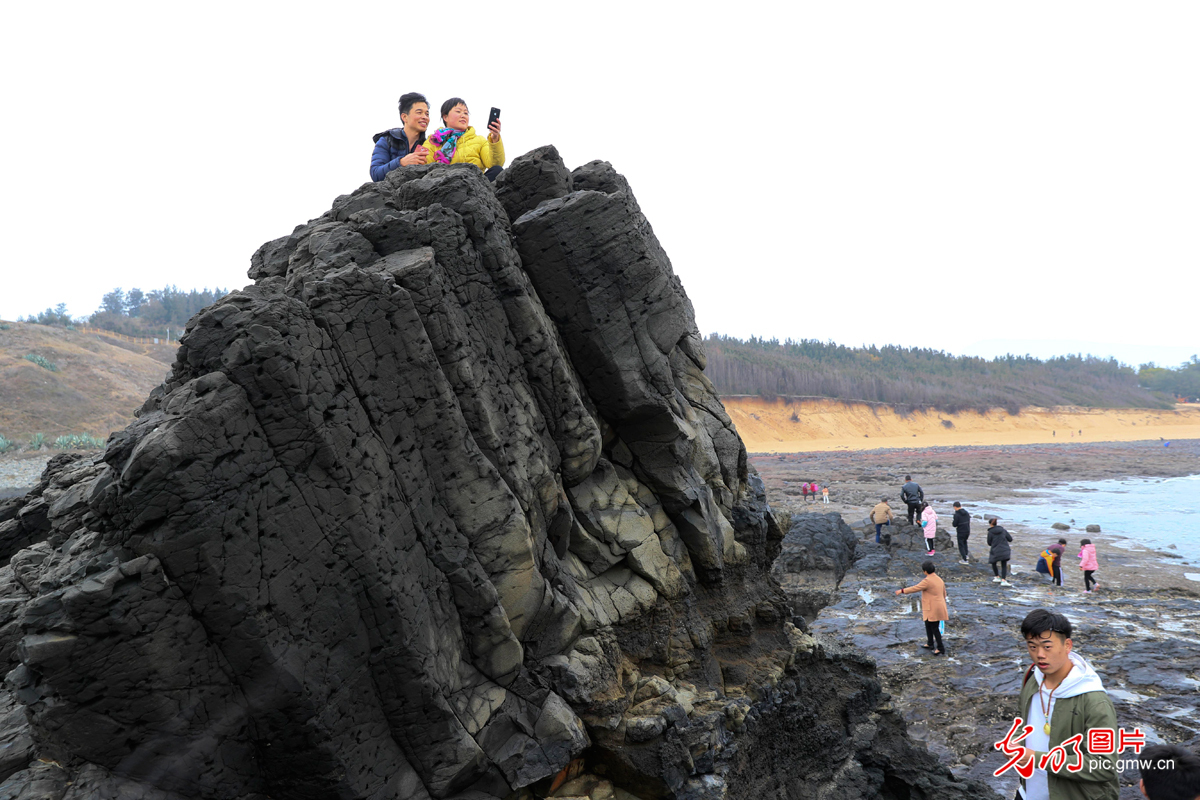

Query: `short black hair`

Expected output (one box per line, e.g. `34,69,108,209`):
922,560,935,574
905,475,912,481
1139,744,1200,800
1021,608,1072,641
953,502,962,508
1058,538,1068,545
988,517,999,525
398,92,428,117
440,96,467,121
881,497,889,503
1080,538,1092,546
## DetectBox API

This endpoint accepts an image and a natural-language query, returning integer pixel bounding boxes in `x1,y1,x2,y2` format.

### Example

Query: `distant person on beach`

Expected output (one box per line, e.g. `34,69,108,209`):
810,482,820,503
920,502,938,555
1138,743,1200,800
370,92,430,181
1012,608,1119,800
871,498,894,543
822,486,830,504
988,517,1013,587
1078,539,1099,593
894,560,948,656
901,475,924,525
424,97,505,180
952,502,971,563
802,482,811,501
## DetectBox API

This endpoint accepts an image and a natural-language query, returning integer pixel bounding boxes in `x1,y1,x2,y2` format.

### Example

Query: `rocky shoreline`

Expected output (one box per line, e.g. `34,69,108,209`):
757,439,1200,800
4,438,1196,799
754,438,1200,589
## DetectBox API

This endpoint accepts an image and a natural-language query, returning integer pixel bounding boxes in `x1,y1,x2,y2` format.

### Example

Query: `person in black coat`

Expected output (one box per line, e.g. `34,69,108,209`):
901,475,924,525
987,518,1013,586
952,502,971,563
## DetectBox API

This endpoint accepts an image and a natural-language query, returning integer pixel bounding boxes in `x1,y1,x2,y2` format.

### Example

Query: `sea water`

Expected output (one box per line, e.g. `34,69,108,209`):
977,473,1200,578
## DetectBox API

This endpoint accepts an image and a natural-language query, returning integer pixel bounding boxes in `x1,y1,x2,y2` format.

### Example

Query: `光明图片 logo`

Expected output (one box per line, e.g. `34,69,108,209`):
994,718,1147,777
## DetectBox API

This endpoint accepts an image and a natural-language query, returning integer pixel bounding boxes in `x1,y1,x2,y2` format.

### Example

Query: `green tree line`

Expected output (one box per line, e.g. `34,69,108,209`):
1137,356,1200,401
20,286,228,338
703,334,1184,412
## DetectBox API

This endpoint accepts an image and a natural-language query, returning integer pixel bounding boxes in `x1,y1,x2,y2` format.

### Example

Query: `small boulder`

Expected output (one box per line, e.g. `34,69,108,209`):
1086,524,1101,533
1051,522,1071,531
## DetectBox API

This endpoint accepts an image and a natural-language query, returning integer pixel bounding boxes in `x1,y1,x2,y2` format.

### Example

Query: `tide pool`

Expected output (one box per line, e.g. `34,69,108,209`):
975,473,1200,573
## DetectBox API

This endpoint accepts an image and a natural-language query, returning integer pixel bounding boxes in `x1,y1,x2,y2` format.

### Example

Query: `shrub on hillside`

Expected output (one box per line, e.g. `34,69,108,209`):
53,434,106,450
0,435,14,454
23,354,58,372
27,433,45,451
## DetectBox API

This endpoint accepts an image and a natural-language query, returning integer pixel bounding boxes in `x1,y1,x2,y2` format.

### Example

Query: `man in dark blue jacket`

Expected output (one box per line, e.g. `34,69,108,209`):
370,92,430,182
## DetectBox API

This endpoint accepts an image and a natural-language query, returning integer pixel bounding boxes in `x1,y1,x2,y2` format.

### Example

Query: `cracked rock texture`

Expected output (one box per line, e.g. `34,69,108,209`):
0,147,993,800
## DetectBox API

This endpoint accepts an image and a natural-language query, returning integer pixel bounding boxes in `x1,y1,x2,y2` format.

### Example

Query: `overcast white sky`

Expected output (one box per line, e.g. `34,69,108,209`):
2,2,1196,368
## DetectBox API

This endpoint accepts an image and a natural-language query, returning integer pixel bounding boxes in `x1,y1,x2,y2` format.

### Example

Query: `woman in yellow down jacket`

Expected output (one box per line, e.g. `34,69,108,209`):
424,97,505,180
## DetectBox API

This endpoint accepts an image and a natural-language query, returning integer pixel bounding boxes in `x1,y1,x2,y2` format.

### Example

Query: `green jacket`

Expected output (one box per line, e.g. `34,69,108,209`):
1016,669,1119,800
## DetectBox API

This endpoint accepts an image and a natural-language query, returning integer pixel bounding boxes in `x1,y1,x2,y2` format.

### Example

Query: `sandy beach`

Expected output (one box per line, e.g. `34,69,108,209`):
726,397,1200,453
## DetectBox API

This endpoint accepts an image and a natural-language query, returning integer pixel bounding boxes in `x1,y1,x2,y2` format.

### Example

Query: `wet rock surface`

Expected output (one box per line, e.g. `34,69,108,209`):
0,152,994,799
777,506,1200,800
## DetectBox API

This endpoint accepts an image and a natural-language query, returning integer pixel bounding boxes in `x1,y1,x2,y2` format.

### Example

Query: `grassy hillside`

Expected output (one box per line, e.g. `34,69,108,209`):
704,335,1173,412
0,321,176,446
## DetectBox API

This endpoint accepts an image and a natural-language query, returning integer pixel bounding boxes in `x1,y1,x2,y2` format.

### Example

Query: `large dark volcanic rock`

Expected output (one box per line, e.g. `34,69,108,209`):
0,149,990,799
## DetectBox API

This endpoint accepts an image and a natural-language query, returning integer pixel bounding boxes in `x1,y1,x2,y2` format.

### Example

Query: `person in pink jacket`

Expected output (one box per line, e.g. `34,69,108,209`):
1078,538,1099,593
920,502,938,555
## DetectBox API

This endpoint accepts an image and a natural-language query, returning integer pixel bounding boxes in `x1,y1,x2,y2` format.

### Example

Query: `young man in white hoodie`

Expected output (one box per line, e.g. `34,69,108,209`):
1013,609,1119,800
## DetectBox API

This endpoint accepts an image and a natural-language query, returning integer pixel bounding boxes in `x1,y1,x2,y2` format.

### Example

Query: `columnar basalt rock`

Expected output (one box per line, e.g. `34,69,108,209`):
0,149,994,800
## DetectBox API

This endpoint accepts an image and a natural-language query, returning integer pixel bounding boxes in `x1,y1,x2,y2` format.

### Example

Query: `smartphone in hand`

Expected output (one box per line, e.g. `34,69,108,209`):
488,107,501,128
